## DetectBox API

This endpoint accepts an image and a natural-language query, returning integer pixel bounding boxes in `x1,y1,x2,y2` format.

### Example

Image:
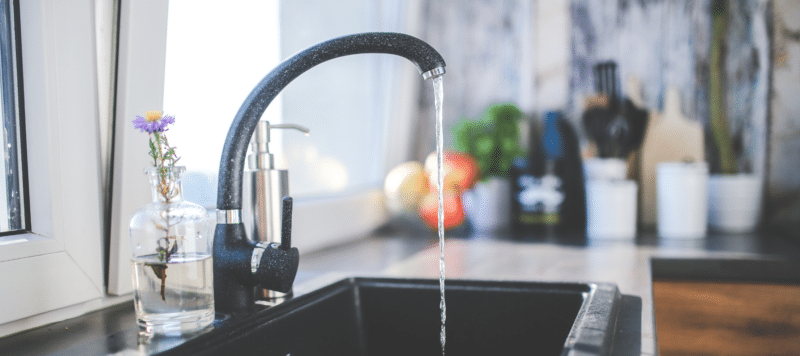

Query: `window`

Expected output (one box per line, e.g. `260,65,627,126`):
161,0,418,201
0,0,25,235
0,0,104,336
0,0,429,336
162,0,282,208
108,0,422,295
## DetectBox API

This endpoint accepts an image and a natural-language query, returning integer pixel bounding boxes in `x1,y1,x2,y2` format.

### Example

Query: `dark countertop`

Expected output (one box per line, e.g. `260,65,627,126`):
1,229,798,355
0,235,435,356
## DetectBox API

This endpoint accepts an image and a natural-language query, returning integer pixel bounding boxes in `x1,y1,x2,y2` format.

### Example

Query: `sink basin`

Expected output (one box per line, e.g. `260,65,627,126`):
162,278,622,356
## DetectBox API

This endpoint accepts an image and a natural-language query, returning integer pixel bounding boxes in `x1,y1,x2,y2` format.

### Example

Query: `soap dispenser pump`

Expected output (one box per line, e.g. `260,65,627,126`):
242,120,309,301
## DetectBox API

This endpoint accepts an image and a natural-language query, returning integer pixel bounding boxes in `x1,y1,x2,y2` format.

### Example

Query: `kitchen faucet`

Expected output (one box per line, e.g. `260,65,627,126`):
212,32,446,312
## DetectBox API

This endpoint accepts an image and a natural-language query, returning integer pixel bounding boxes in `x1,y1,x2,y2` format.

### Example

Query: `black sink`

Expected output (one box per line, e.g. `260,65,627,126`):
161,278,623,356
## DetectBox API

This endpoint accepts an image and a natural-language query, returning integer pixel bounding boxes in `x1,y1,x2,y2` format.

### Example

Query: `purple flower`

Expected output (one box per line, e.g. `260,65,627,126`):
132,111,175,133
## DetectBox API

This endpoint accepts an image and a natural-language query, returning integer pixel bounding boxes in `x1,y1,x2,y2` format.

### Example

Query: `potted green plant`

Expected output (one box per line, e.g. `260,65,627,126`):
453,103,526,232
707,1,762,233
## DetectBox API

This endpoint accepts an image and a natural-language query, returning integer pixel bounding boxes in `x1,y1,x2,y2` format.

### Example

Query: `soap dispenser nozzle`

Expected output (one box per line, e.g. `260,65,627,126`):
248,121,310,170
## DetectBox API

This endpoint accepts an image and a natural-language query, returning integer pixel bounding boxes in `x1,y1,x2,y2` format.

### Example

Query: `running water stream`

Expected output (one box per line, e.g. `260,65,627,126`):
432,75,446,356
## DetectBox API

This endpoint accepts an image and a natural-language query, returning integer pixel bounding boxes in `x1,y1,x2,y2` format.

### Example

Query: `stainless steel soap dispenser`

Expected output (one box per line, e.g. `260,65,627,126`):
243,120,309,301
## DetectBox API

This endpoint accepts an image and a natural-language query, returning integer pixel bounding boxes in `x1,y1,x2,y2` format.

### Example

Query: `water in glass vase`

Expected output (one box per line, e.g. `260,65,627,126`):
132,252,214,334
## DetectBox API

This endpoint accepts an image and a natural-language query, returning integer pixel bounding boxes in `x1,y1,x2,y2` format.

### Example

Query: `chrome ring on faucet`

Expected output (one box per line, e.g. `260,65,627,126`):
251,242,279,275
422,66,446,80
217,209,242,224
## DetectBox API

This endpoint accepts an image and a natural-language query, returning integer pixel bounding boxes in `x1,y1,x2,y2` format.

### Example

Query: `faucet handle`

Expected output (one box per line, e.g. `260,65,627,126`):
248,196,297,293
281,196,292,251
252,242,299,293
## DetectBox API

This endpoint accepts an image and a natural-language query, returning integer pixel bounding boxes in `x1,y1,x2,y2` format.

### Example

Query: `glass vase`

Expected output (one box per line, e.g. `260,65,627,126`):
129,166,214,334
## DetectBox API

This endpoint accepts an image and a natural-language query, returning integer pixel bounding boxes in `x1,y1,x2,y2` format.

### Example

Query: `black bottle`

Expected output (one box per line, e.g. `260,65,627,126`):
510,117,545,235
511,112,585,236
543,111,586,234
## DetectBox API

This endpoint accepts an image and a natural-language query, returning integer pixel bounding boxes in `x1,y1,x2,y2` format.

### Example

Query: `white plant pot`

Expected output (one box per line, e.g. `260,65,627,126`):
462,178,510,232
657,162,709,239
707,174,762,233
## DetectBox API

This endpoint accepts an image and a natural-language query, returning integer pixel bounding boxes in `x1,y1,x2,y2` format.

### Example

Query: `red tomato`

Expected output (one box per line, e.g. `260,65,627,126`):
418,190,465,230
424,151,481,193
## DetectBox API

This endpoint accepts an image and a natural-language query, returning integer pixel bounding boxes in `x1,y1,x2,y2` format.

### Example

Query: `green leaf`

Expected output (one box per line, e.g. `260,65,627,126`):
452,103,526,179
474,136,494,156
452,119,474,153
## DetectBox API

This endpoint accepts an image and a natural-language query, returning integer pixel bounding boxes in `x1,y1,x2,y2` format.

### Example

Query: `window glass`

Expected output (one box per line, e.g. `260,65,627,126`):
163,0,281,208
0,0,25,234
163,0,408,206
278,0,393,198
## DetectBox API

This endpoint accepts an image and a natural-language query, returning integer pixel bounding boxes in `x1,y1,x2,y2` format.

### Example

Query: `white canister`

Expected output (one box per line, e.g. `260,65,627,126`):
584,158,628,181
656,162,708,239
586,179,638,239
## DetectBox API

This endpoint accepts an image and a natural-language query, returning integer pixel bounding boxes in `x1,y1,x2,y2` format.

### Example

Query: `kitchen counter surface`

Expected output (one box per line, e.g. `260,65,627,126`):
371,230,800,355
2,229,798,355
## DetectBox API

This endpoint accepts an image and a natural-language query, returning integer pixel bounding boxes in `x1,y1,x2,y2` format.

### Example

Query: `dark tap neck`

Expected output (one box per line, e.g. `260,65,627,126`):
216,32,445,210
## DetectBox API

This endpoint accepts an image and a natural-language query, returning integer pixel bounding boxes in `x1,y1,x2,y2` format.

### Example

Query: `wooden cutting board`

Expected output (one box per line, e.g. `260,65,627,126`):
639,87,705,227
653,280,800,356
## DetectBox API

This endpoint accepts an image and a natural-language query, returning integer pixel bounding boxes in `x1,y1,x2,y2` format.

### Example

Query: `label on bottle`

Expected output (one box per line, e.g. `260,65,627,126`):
516,173,564,225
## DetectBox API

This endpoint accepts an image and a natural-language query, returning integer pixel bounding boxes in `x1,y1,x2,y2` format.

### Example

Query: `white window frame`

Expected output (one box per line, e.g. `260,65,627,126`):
0,0,104,336
107,0,169,296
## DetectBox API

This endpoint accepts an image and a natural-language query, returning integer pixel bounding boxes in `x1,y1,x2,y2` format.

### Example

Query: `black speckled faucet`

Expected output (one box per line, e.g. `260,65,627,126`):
213,32,446,312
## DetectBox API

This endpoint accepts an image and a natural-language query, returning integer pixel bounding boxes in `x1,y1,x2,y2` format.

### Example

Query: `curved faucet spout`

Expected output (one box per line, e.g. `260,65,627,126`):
216,32,446,210
212,32,445,312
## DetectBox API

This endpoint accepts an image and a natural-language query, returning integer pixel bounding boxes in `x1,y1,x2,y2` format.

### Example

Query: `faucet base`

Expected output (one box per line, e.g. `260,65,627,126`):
213,224,299,312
